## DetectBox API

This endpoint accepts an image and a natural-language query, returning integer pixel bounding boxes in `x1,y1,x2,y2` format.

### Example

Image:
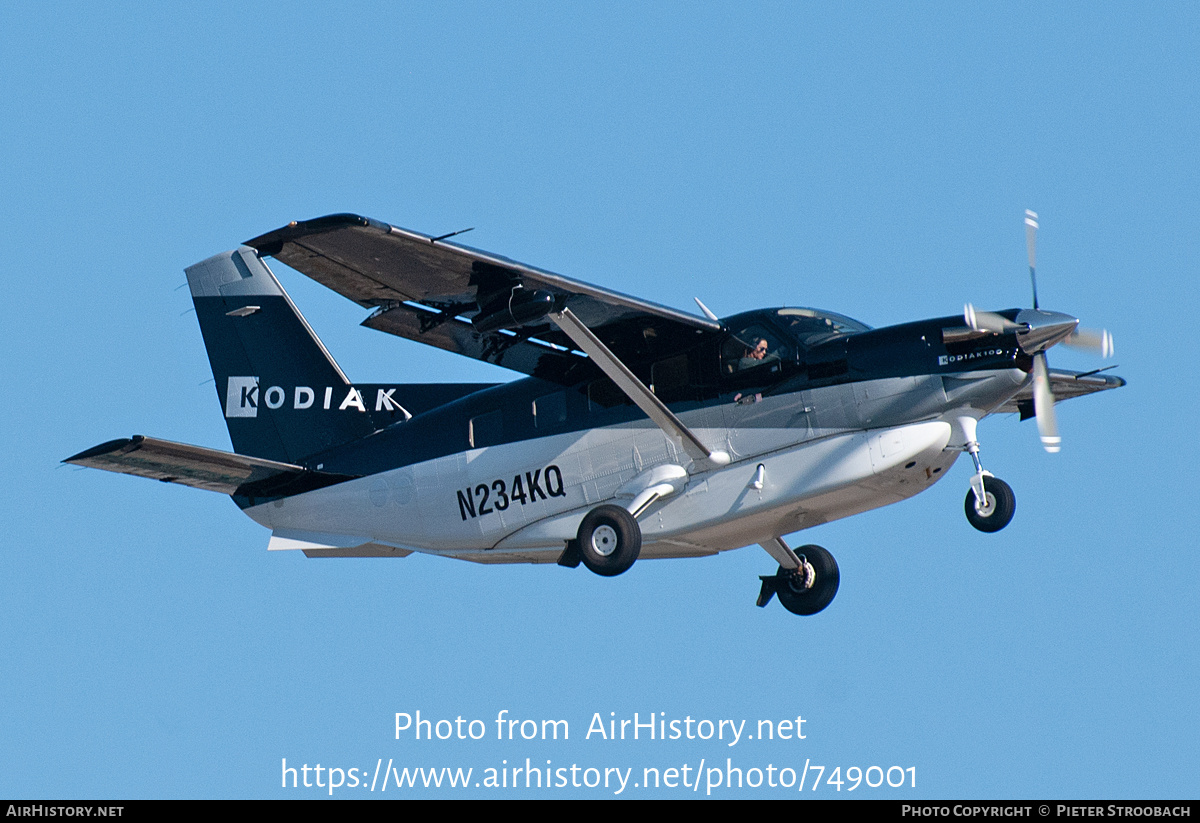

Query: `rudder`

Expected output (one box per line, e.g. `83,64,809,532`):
186,248,390,463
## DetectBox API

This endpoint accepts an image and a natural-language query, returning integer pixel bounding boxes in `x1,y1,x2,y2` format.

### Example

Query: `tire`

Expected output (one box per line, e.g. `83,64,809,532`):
775,545,839,616
576,505,641,577
964,476,1016,533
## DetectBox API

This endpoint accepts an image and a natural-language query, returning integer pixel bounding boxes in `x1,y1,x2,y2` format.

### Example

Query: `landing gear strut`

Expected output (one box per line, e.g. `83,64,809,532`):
757,543,840,616
957,415,1016,533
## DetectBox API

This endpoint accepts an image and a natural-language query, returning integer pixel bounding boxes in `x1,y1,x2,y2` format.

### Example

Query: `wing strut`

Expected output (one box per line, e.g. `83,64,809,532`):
548,308,730,471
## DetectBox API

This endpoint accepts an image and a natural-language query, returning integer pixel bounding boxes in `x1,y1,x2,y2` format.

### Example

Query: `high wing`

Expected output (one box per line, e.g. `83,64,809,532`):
245,214,723,385
995,368,1126,419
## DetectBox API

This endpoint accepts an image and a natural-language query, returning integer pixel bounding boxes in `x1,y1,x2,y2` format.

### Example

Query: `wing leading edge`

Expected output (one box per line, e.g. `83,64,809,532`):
995,369,1126,419
245,214,723,384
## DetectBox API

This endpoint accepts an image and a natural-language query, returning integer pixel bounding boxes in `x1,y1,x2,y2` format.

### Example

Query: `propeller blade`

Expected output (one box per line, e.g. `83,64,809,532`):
1032,353,1060,453
1063,327,1115,358
1025,210,1039,309
964,303,1019,334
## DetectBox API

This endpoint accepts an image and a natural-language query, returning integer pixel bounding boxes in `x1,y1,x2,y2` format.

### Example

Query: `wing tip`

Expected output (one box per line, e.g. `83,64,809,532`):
244,213,386,256
63,436,143,464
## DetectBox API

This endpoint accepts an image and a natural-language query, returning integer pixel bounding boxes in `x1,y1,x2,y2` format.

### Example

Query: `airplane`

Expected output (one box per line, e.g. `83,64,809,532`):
66,210,1124,616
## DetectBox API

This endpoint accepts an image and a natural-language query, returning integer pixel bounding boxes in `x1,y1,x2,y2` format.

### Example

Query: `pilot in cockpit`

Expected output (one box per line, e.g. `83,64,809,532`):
738,336,779,371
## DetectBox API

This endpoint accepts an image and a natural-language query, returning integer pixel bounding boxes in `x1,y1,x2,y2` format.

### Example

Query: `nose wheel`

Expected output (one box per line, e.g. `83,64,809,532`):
957,415,1016,533
964,475,1016,532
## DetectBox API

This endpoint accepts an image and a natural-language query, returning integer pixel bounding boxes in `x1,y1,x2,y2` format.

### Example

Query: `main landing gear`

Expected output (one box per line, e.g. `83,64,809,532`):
560,505,841,615
558,504,642,577
756,540,840,616
957,416,1016,533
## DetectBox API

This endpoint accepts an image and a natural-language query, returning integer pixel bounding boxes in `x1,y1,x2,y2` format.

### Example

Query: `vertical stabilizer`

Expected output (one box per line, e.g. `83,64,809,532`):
186,248,381,463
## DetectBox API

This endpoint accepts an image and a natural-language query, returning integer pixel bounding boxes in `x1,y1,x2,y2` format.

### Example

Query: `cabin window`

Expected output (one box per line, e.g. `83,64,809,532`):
651,354,690,403
588,378,627,410
533,392,567,427
468,410,503,448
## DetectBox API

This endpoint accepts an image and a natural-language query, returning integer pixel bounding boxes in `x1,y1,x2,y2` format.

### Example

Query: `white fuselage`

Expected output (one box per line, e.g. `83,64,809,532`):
250,369,1027,563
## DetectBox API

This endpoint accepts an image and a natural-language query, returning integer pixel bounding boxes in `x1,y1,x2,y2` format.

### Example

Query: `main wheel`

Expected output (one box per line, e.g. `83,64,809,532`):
964,476,1016,533
774,545,839,616
576,505,641,577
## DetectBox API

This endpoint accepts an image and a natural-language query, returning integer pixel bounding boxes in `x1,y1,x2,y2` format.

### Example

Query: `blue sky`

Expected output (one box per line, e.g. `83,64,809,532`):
2,2,1196,798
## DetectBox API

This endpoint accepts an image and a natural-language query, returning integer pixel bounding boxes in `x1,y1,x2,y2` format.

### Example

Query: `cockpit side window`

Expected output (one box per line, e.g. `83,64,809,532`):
721,324,790,377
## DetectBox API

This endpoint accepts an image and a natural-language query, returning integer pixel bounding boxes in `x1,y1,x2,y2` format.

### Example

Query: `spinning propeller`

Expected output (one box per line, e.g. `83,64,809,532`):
963,210,1114,453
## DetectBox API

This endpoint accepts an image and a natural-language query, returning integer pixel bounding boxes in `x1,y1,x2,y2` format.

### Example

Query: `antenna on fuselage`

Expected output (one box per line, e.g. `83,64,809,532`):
430,227,475,243
693,297,720,322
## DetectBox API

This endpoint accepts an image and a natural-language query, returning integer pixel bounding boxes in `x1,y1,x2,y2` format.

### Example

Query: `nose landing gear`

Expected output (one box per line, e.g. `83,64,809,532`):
957,415,1016,533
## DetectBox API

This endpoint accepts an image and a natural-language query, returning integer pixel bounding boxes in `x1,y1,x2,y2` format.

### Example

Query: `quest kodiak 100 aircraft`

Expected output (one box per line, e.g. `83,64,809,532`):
67,211,1123,616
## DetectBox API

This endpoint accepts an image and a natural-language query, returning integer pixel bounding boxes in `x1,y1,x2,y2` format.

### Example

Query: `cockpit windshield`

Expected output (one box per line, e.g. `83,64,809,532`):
774,308,870,346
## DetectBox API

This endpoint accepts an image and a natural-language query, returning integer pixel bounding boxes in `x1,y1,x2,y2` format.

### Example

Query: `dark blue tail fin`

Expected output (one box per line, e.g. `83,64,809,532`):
185,248,395,464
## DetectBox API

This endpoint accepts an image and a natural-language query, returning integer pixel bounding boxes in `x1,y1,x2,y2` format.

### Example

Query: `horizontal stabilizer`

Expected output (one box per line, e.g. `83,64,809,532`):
63,436,356,497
